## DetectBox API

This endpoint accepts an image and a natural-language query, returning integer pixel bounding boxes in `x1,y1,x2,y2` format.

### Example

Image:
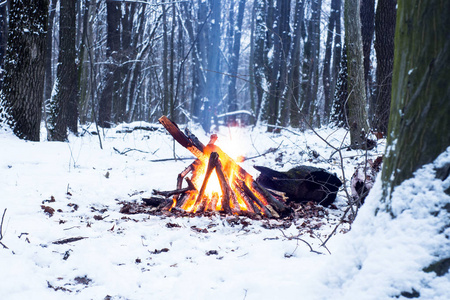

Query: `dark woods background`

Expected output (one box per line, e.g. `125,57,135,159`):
0,0,396,144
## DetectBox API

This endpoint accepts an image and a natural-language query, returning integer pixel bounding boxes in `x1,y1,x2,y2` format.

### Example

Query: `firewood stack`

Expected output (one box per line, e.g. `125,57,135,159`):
154,116,291,218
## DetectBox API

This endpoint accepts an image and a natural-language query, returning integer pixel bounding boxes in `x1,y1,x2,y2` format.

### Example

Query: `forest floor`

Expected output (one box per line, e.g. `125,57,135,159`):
1,121,447,300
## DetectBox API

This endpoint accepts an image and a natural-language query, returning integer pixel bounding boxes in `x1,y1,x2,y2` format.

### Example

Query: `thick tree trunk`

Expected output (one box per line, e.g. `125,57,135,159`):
382,0,450,200
0,4,6,81
48,0,78,141
374,0,396,134
0,0,48,141
344,0,369,148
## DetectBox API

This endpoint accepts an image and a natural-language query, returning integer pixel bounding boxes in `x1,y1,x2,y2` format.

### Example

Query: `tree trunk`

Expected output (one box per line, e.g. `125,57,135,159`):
162,0,170,117
253,0,268,123
99,1,121,128
331,44,348,127
267,0,291,130
0,0,49,141
344,0,369,149
48,0,78,141
43,0,56,107
227,0,245,122
286,0,305,127
0,3,8,88
202,0,222,133
323,0,336,123
374,0,396,134
382,0,450,201
360,0,375,97
300,0,321,126
331,0,342,103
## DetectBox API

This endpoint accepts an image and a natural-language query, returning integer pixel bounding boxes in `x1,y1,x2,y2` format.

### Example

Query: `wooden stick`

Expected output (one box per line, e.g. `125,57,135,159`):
233,181,258,215
252,181,290,217
242,182,272,218
152,180,196,198
176,192,189,208
159,116,205,159
193,151,217,212
213,152,233,215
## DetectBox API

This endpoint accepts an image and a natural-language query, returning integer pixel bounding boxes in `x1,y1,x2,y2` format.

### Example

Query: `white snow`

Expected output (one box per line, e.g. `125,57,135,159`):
0,122,448,299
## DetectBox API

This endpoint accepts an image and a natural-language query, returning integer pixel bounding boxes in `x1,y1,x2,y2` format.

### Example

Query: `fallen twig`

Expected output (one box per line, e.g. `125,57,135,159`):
0,208,8,249
320,205,352,248
113,147,158,155
279,229,323,255
52,236,87,245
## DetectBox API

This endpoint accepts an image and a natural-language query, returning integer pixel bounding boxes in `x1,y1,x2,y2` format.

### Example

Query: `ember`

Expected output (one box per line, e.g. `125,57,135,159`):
156,116,291,218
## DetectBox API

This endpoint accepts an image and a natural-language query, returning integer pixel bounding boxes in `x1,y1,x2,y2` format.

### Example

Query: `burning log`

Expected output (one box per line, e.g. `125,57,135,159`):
157,116,291,218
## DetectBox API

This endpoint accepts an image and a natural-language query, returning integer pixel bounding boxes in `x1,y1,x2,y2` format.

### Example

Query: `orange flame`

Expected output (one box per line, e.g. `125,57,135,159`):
175,144,268,215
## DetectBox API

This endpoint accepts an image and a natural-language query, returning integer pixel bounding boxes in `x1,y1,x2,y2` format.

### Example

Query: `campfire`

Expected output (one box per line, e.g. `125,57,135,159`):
154,116,291,218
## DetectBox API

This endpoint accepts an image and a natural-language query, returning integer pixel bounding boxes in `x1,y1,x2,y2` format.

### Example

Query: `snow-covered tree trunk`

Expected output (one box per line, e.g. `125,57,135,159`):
381,0,450,204
0,0,49,141
376,0,450,281
0,3,7,84
322,0,340,123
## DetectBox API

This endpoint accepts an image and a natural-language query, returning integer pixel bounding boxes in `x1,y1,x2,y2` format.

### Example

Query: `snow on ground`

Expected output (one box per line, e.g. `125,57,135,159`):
0,122,447,299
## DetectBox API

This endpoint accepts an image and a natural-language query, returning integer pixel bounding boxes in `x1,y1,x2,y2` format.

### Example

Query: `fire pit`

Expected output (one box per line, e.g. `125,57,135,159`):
152,116,291,218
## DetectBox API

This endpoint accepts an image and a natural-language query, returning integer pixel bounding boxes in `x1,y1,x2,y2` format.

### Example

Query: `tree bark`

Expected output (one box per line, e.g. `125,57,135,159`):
227,0,245,121
0,0,49,141
381,0,450,201
0,4,7,83
300,0,321,125
267,0,291,129
48,0,78,140
323,0,340,123
286,0,305,127
99,1,121,128
374,0,396,134
344,0,369,148
360,0,375,96
43,0,56,106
